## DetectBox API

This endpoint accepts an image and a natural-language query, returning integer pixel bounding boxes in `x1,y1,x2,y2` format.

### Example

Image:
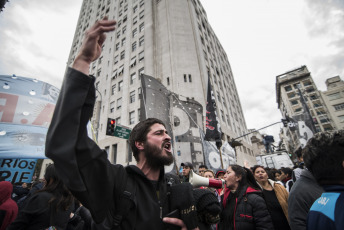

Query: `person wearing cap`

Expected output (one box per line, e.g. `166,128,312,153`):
215,169,226,195
181,162,193,182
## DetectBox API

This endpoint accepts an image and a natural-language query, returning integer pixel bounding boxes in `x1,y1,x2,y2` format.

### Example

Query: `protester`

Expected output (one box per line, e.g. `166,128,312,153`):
181,162,193,182
303,130,344,230
0,181,18,230
280,168,294,192
198,164,208,176
288,168,323,230
217,165,274,230
253,165,290,230
8,164,74,229
292,147,305,182
215,169,226,195
11,182,29,203
45,17,200,230
262,134,274,154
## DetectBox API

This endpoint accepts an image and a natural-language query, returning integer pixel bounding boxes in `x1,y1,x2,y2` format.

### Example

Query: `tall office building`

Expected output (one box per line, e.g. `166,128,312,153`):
320,76,344,130
276,65,335,153
67,0,255,167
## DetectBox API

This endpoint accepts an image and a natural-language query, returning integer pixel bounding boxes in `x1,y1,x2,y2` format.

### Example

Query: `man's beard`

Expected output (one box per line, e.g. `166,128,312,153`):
144,141,174,169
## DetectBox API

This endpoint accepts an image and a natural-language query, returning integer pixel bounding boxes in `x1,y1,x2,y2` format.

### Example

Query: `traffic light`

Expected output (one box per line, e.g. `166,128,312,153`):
106,118,116,136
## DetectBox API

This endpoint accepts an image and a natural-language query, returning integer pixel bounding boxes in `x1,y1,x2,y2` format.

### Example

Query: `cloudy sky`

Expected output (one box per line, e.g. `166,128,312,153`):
1,0,343,141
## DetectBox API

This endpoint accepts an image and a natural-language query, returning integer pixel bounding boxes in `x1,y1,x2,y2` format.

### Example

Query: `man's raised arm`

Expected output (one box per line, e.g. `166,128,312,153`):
73,17,116,75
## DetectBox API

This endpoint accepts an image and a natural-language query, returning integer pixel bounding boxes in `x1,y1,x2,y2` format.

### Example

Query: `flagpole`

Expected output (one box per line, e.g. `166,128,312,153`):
218,146,224,169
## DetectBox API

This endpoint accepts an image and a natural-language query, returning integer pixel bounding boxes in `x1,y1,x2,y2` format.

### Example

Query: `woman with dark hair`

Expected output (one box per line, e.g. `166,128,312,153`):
253,165,290,230
217,165,274,230
8,164,75,230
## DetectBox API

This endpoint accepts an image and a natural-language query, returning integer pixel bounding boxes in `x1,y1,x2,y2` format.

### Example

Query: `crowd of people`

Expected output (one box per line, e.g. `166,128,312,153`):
1,17,343,230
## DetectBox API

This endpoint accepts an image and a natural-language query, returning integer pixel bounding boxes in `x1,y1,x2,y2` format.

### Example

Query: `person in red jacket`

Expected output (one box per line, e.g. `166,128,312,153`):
217,165,274,230
0,181,18,230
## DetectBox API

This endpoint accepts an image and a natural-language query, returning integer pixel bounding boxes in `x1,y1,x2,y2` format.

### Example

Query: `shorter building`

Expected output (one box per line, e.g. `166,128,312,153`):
320,76,344,130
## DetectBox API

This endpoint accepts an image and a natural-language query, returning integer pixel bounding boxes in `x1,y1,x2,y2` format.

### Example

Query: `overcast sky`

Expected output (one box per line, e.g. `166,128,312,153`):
1,0,343,141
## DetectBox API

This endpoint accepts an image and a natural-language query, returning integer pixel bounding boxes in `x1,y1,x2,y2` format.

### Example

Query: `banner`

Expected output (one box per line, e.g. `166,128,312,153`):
140,74,204,172
0,158,37,183
0,74,59,158
200,128,222,172
204,77,222,146
285,88,317,148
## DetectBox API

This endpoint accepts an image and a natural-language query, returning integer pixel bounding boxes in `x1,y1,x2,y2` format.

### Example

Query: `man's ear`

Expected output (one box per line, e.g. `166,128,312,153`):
135,141,144,150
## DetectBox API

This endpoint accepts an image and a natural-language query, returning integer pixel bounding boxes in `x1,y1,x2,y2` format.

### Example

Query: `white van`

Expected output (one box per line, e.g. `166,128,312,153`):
256,151,294,169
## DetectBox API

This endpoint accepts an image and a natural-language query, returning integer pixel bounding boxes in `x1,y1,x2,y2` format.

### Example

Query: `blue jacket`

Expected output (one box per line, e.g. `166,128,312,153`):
307,185,344,230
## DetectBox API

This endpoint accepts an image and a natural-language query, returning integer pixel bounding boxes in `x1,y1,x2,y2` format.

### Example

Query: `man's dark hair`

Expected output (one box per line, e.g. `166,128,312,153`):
199,164,208,169
303,130,344,185
280,167,293,178
129,118,165,162
230,165,261,191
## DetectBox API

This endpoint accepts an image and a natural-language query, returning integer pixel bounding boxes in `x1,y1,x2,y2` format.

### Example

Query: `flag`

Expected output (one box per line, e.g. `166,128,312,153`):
285,88,317,148
220,141,236,168
140,74,204,172
200,128,222,172
204,77,222,146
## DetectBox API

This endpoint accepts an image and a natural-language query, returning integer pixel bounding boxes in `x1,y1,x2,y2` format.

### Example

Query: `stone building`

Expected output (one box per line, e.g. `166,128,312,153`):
66,0,255,167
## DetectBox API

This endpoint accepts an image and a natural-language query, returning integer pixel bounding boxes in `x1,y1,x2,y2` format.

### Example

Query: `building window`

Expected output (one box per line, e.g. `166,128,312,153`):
122,38,126,46
293,83,301,89
116,116,121,124
120,51,125,60
328,92,341,100
133,5,138,13
130,73,137,84
139,36,144,46
130,56,136,68
284,85,292,92
139,51,144,62
334,103,344,111
139,0,144,7
123,15,127,23
117,31,121,38
133,16,138,25
110,101,115,113
97,69,101,77
338,115,344,122
139,22,144,32
184,74,187,82
132,41,137,52
221,110,225,121
111,84,116,95
122,25,126,34
138,67,144,77
138,108,141,121
139,10,144,19
132,28,137,37
117,98,122,110
129,111,135,124
189,74,192,82
114,55,119,64
291,100,298,105
115,42,120,51
130,91,135,103
295,107,302,112
118,81,123,92
167,77,170,86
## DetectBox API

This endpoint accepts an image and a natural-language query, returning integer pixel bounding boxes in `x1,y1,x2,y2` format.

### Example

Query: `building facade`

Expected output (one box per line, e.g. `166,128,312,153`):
67,0,255,167
320,76,344,130
276,66,335,154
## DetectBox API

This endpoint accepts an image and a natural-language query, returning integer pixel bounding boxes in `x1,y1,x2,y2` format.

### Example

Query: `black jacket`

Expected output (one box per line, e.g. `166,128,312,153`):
7,191,72,230
45,68,173,229
218,186,274,230
288,169,323,230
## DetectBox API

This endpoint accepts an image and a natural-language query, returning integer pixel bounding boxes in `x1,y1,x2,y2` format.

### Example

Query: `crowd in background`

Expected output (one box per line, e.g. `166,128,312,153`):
1,130,343,230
